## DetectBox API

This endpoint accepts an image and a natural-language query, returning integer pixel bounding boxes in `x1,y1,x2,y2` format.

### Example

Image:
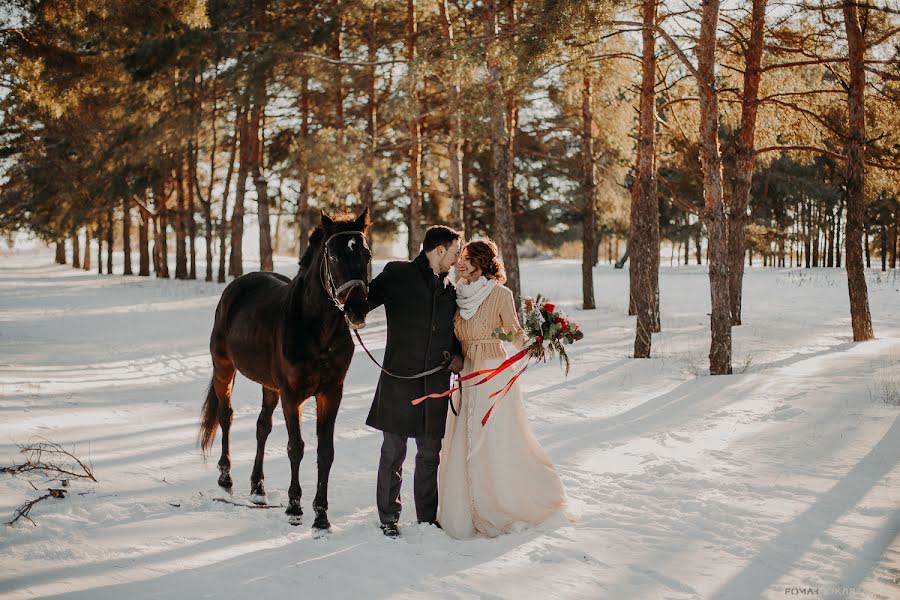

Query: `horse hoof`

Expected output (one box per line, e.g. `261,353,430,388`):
287,514,303,527
250,482,266,504
313,509,331,532
285,501,303,517
218,474,233,489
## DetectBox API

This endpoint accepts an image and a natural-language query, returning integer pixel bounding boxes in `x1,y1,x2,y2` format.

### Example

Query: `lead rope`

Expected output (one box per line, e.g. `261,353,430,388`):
353,330,451,380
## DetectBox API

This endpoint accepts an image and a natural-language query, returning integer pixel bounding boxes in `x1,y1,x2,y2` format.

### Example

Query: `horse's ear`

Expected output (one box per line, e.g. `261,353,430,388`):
321,210,335,231
354,207,370,232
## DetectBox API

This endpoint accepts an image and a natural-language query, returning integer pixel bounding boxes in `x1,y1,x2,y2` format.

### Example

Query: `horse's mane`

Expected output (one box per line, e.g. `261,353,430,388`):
285,212,362,363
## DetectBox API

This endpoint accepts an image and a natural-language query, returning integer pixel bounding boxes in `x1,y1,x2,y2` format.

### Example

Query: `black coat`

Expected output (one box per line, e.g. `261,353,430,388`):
365,252,461,438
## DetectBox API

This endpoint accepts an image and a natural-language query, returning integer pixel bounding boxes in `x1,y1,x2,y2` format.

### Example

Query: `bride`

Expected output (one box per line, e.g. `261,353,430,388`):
437,239,566,539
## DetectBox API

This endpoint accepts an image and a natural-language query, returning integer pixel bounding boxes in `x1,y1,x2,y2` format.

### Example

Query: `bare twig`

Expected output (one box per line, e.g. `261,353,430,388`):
211,497,284,510
6,488,67,527
1,440,97,482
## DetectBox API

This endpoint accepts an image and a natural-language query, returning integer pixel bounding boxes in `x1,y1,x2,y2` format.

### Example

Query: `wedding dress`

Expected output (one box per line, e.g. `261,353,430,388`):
437,283,566,539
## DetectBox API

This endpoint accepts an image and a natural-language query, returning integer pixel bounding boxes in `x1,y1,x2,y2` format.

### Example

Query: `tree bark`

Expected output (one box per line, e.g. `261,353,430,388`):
633,0,658,356
55,240,66,264
230,100,250,277
96,223,103,275
154,184,170,278
72,228,80,269
698,0,732,374
83,226,91,271
219,105,240,283
727,0,766,326
439,0,464,233
842,0,874,341
359,10,378,272
138,197,150,276
123,196,133,275
581,73,597,310
892,198,898,269
462,140,474,237
836,196,843,268
106,207,114,275
297,73,312,262
175,161,188,279
187,156,197,280
483,0,521,302
251,91,273,272
406,0,424,258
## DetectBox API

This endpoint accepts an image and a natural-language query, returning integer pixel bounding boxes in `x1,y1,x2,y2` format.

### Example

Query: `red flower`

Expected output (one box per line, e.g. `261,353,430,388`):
543,302,556,313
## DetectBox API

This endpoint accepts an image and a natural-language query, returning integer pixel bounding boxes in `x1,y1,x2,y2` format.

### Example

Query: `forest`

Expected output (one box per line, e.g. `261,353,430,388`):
1,0,898,376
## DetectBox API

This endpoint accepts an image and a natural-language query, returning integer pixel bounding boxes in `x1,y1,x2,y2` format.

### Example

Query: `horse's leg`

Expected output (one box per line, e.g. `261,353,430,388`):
312,384,343,531
250,387,279,503
281,391,305,522
213,362,236,489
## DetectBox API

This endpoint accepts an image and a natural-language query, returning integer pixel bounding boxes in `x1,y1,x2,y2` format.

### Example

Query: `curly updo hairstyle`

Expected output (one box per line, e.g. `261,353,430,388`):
464,239,507,284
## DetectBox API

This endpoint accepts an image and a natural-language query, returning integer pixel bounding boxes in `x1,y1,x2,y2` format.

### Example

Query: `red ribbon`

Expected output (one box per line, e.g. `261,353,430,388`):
410,348,529,406
481,359,532,426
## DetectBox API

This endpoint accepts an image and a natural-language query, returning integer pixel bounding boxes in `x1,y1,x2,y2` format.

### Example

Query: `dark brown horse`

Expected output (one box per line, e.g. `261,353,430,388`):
199,209,371,531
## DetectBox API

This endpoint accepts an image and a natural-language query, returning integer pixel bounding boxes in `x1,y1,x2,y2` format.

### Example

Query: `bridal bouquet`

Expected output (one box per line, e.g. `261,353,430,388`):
494,295,584,375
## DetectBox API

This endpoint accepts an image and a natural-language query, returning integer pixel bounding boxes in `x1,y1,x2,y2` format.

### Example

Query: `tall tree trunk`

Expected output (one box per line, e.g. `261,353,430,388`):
462,140,474,237
633,0,658,357
297,73,312,261
406,0,424,258
483,0,521,302
55,240,66,264
359,10,378,272
727,0,766,325
880,202,887,272
812,201,819,267
96,223,103,275
106,207,114,274
230,100,250,277
219,106,240,283
251,82,273,272
836,197,843,268
138,198,150,276
698,0,732,375
83,226,91,271
581,72,597,310
333,0,345,132
827,204,835,267
123,196,133,275
187,157,197,279
439,0,464,233
72,228,81,269
842,0,874,341
175,161,188,279
892,198,898,269
155,185,170,278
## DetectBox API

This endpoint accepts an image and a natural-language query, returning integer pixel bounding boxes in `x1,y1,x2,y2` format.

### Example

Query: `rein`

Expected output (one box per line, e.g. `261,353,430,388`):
353,329,451,380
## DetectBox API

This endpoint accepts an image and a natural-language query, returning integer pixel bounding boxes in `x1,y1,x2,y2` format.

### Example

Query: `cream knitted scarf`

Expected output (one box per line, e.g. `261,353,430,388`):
455,276,497,320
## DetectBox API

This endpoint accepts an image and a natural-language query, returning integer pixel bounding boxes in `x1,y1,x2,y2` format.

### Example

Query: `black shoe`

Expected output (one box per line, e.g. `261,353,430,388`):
380,522,400,538
418,520,442,529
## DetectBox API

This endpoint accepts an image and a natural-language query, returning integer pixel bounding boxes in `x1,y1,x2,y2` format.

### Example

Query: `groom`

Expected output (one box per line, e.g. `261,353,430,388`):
365,225,464,538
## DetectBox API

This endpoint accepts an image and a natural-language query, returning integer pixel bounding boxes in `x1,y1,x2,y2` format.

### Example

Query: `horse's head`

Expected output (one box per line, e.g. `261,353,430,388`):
321,208,371,330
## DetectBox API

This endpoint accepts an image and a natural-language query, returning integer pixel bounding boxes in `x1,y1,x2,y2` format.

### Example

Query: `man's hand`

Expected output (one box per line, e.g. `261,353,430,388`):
448,354,464,374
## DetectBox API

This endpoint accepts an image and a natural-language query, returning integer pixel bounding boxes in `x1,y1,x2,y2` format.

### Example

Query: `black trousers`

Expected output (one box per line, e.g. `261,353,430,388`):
376,432,442,524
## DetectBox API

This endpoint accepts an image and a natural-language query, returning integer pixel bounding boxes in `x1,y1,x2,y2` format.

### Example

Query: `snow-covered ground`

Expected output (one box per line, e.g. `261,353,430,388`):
1,248,899,600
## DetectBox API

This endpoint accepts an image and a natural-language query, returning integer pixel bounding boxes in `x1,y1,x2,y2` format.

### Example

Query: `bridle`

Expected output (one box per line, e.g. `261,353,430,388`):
320,229,457,414
319,230,369,323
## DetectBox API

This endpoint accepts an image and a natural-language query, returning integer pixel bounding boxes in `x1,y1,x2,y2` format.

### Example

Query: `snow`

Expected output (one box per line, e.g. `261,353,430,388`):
1,248,899,600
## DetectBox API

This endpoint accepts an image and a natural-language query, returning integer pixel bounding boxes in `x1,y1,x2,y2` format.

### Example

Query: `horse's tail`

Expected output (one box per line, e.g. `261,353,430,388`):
199,378,219,459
